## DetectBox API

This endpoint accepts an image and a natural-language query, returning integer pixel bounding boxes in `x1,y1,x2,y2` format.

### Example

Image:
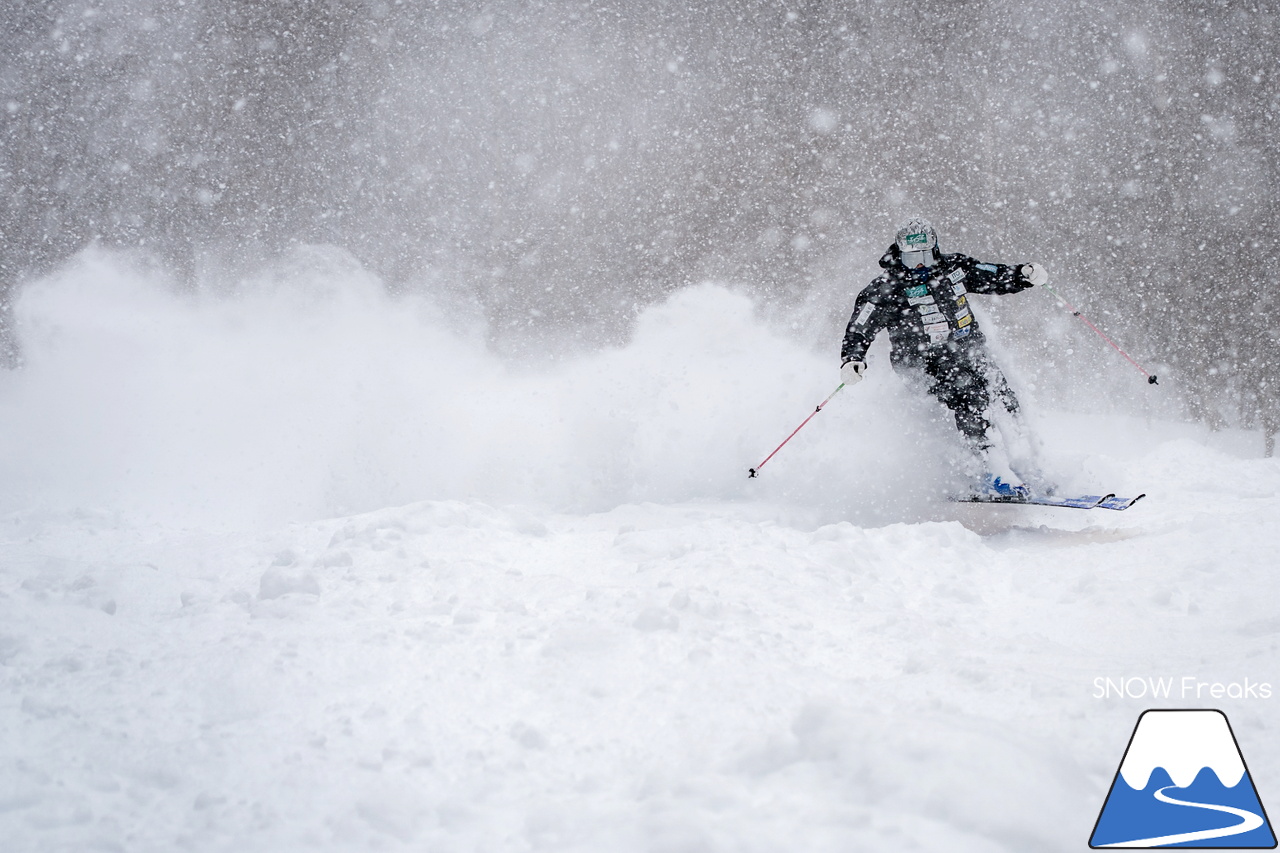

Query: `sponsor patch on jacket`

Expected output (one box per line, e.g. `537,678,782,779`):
953,327,972,339
952,282,968,297
854,303,875,327
908,295,936,306
924,321,949,334
956,305,971,320
947,268,966,283
955,294,967,305
905,284,929,298
957,314,972,327
976,263,997,273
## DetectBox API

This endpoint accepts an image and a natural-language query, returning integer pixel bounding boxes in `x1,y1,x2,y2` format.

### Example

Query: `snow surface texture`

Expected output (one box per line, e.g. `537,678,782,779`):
1,251,1278,852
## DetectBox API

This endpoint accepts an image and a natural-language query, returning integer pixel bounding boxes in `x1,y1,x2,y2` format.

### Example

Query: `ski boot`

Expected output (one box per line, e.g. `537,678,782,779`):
982,473,1030,499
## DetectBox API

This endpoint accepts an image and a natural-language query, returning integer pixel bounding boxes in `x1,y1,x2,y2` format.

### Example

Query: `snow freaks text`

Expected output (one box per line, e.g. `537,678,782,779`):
1093,677,1273,701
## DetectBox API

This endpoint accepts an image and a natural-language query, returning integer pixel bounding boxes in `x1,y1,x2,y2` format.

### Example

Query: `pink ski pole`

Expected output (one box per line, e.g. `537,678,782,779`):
748,383,845,478
1043,283,1158,385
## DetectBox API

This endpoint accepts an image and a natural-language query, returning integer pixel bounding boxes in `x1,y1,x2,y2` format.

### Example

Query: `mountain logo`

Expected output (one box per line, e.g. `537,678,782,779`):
1090,709,1276,848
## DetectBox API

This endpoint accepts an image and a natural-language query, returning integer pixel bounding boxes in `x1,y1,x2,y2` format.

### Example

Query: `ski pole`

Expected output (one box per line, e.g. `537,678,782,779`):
1041,283,1158,385
748,383,845,478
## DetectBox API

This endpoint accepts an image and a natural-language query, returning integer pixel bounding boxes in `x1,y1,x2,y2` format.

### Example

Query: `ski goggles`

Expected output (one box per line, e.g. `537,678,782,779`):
900,248,934,268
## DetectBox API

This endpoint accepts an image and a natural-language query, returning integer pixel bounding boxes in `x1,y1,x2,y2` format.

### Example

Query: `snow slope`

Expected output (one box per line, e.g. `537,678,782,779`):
1,251,1277,852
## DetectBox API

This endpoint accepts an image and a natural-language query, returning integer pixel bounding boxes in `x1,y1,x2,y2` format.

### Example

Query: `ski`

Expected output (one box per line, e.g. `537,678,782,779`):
954,492,1146,510
1096,494,1145,511
955,493,1113,510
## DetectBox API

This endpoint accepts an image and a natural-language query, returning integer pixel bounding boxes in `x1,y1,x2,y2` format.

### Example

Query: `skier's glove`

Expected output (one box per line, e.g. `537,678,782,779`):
840,359,867,386
1019,263,1048,286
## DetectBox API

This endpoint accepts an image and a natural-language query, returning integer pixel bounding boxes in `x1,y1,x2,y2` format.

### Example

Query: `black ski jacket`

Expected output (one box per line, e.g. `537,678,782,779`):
841,246,1033,369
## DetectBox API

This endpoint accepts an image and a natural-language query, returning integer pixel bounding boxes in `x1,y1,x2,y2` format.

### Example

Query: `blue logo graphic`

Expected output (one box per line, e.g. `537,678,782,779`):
1091,709,1276,848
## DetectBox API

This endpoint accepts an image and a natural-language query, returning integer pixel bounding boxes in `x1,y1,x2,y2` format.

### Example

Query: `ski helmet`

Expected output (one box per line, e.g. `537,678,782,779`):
895,218,938,269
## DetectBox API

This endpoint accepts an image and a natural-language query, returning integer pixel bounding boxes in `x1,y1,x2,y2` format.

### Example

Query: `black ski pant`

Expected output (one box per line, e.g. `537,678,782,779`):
912,348,1019,453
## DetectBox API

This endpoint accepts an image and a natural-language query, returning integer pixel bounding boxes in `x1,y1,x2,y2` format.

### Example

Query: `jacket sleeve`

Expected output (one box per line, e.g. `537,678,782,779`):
841,282,886,363
960,256,1034,295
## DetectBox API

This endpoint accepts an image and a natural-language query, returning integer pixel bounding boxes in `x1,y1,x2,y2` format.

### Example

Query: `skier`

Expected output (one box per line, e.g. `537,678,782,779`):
839,218,1048,497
